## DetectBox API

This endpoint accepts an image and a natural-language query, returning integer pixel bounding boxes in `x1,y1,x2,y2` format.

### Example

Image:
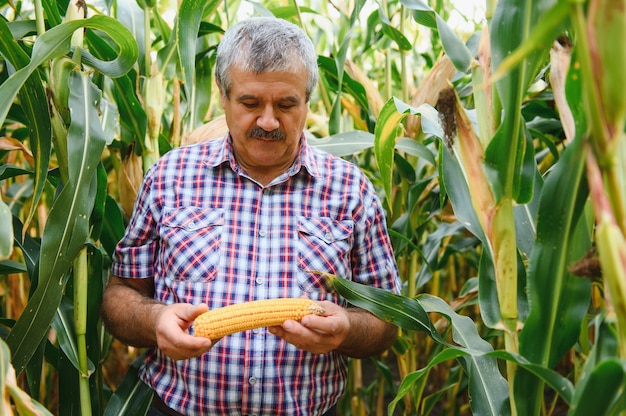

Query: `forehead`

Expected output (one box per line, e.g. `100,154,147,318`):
228,64,308,99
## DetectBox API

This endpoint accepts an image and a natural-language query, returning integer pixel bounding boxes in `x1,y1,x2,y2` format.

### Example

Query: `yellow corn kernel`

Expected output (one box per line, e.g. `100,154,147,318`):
194,298,325,340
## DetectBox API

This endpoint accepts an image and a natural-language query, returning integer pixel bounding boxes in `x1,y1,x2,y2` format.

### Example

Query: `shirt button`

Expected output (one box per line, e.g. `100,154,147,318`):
325,232,333,240
255,277,264,285
248,377,257,386
259,230,267,237
187,221,195,230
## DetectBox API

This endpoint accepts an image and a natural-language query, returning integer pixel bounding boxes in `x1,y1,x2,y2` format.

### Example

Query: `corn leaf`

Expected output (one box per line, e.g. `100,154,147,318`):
375,98,440,211
400,0,474,72
103,354,153,416
0,200,11,260
0,18,51,238
568,360,626,416
440,132,532,327
51,298,95,377
86,31,146,147
420,295,510,416
486,0,565,204
377,6,412,51
6,72,107,374
10,216,40,278
1,339,52,416
326,274,510,416
176,0,221,128
317,55,370,113
514,133,592,415
0,15,137,128
488,350,574,405
310,131,375,156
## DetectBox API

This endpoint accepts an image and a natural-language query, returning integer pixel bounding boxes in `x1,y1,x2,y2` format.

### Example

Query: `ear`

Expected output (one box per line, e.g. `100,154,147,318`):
219,91,227,109
217,83,227,108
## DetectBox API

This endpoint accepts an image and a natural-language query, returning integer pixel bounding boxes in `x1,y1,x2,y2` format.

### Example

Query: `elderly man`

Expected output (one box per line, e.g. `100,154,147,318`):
101,16,401,416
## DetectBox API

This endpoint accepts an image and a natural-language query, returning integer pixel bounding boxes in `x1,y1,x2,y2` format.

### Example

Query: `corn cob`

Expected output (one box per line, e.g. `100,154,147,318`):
194,298,325,340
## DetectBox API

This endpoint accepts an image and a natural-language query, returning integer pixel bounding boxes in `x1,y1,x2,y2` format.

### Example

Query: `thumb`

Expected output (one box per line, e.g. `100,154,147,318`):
182,303,209,321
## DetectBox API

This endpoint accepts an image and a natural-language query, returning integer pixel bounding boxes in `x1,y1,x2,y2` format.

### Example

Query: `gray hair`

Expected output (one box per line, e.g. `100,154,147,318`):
215,17,319,101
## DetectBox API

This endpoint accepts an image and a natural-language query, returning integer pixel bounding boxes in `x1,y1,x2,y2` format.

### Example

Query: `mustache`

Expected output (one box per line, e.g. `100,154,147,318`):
247,127,286,140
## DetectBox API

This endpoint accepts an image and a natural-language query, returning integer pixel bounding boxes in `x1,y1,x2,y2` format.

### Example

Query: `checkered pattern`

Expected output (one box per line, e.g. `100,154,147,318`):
111,134,401,415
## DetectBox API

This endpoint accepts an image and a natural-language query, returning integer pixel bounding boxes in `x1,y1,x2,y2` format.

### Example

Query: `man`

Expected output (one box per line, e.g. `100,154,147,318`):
101,16,401,416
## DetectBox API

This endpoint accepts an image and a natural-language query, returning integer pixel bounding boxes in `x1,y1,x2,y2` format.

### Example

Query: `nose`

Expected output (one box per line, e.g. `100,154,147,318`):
257,105,280,131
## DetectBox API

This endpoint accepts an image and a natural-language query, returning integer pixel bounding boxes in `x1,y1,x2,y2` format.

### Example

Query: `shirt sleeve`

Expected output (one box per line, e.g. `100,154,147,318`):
351,177,402,295
110,164,160,279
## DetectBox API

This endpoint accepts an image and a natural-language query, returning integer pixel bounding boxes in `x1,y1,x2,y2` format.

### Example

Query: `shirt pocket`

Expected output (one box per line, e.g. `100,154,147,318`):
159,207,224,282
296,216,354,296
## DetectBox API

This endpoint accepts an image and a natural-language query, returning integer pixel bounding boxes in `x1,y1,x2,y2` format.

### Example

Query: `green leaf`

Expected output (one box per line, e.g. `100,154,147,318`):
378,6,412,51
11,216,40,279
488,350,574,405
568,360,625,416
375,99,409,209
399,0,436,28
0,17,51,238
400,0,474,71
86,31,146,147
321,272,441,338
176,0,222,128
329,28,354,135
375,98,440,211
103,354,153,416
0,15,138,128
42,0,62,27
0,260,26,274
100,196,127,258
51,298,95,376
6,72,107,375
441,144,487,242
0,338,53,415
326,274,510,416
317,55,371,114
309,131,375,156
395,138,436,166
486,0,567,204
514,133,592,415
388,348,467,414
270,5,319,19
0,165,32,180
419,295,510,416
0,199,12,260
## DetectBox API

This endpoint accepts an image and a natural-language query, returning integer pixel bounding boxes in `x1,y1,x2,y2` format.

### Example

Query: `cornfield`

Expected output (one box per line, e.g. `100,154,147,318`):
1,0,625,415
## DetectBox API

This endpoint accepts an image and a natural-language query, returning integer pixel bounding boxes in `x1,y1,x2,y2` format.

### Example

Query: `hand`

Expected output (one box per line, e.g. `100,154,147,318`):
154,303,214,360
268,301,350,354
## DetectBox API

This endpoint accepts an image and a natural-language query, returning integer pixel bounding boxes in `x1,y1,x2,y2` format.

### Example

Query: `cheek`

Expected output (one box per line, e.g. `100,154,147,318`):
288,111,308,132
226,111,253,132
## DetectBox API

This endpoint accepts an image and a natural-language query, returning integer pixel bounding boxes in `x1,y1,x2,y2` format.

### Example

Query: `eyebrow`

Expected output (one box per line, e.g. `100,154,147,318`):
237,94,301,104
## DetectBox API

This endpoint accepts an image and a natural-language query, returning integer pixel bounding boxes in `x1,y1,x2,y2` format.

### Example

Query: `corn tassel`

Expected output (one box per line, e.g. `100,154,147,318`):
194,298,325,340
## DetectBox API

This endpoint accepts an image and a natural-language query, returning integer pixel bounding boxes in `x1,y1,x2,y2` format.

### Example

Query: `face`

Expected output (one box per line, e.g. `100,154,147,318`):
220,64,310,185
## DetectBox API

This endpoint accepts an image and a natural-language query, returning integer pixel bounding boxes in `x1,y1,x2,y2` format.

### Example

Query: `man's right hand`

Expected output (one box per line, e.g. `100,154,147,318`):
155,303,214,360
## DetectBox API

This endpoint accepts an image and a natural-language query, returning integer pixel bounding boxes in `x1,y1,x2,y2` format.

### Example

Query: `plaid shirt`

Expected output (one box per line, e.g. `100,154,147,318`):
111,134,400,416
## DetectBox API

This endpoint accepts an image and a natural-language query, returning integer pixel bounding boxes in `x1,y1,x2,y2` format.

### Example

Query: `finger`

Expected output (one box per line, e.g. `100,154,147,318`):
183,303,209,321
301,314,341,334
162,333,213,360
